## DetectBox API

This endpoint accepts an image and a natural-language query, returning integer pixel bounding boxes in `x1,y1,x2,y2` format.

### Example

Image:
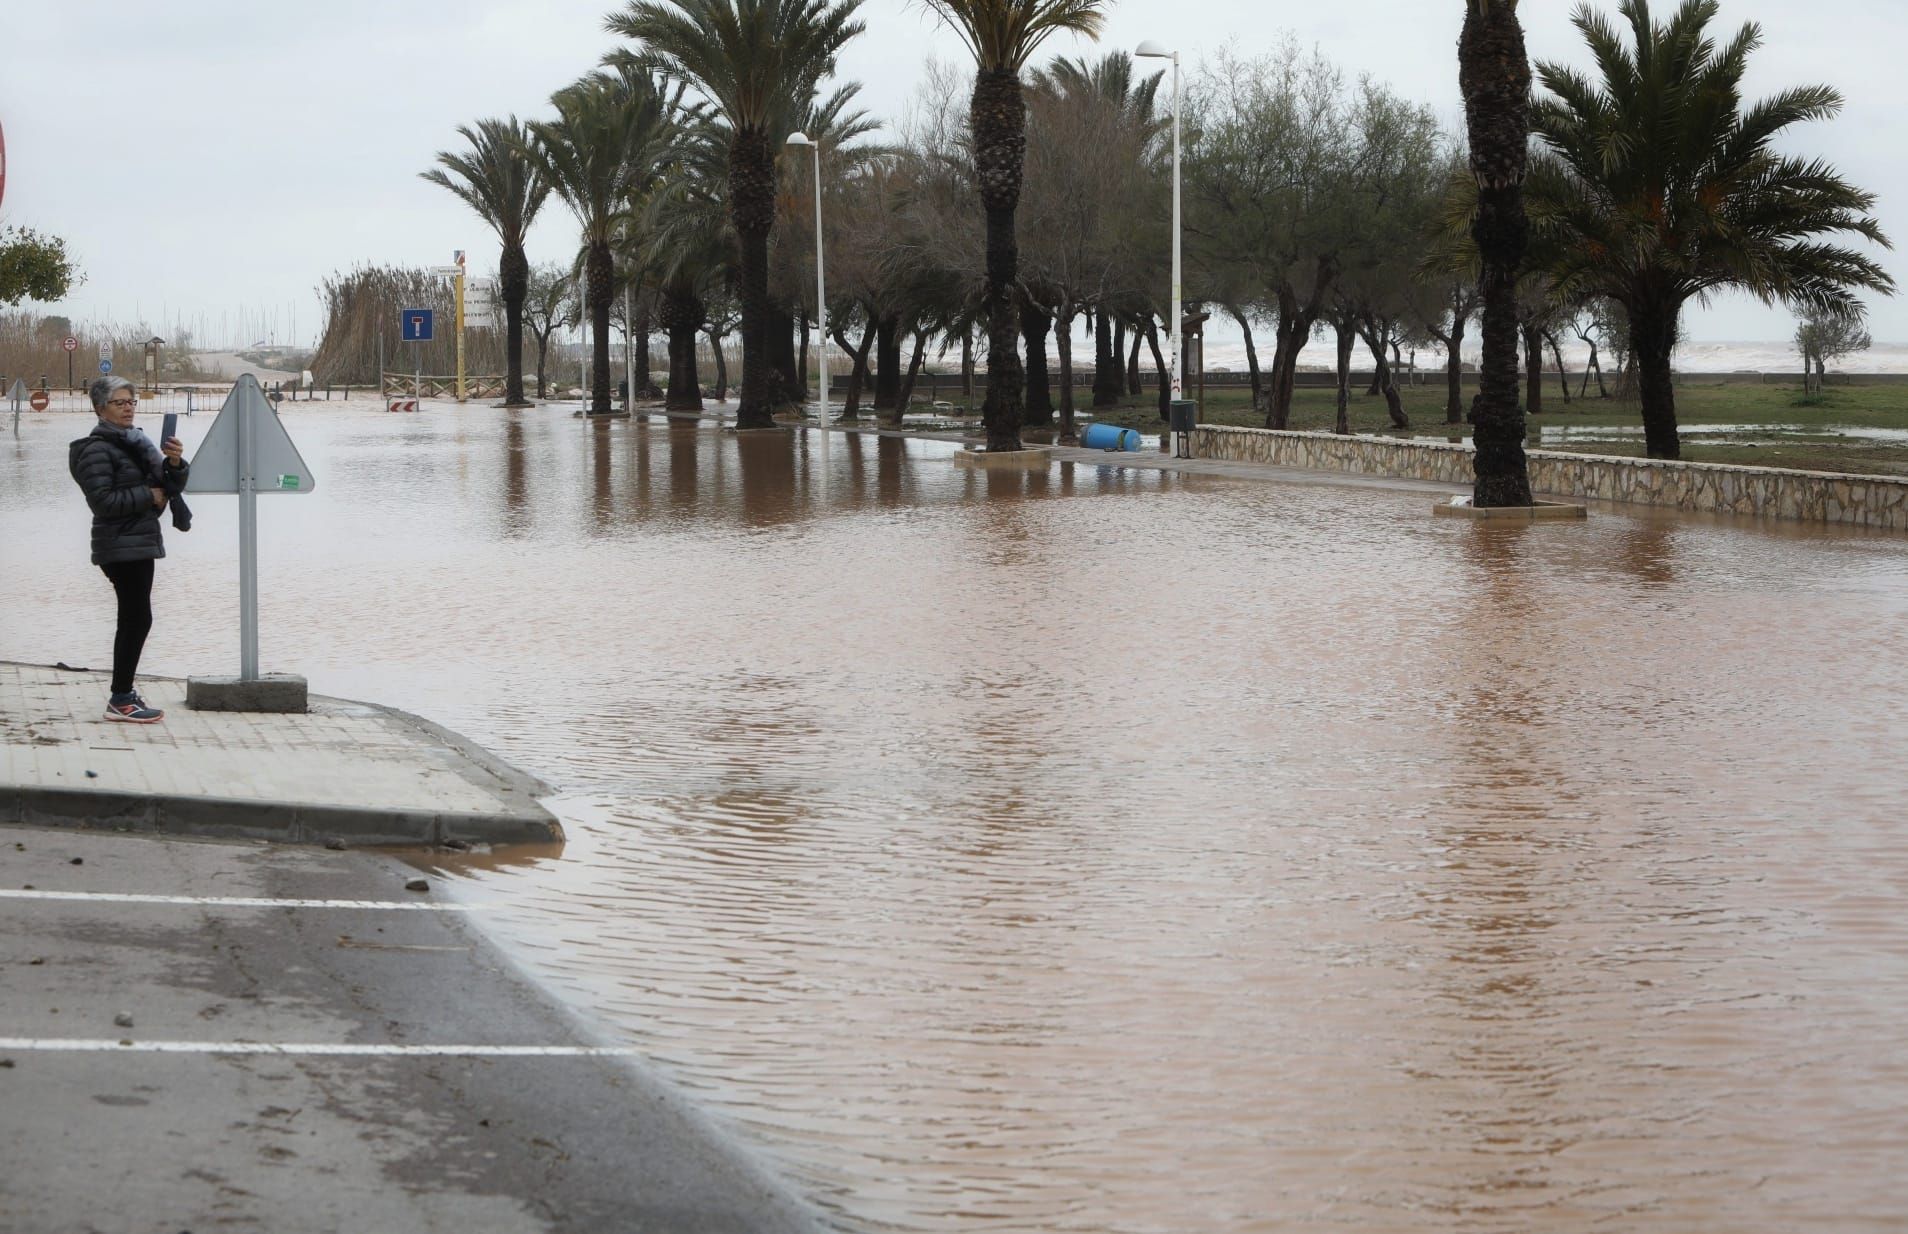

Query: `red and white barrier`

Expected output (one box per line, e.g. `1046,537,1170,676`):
386,398,419,413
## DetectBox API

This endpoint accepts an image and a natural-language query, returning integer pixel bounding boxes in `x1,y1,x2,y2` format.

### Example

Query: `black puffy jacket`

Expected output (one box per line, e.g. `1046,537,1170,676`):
69,423,189,566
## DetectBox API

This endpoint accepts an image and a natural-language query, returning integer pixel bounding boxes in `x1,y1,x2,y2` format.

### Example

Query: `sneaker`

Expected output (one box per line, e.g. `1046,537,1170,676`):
104,692,164,724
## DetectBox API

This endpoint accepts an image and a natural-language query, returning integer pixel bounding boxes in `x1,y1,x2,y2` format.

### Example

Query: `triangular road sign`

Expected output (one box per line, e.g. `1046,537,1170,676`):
6,378,26,406
186,374,316,494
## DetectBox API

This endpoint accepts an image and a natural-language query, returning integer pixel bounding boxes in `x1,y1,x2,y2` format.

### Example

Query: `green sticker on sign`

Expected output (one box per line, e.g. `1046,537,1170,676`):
277,475,301,490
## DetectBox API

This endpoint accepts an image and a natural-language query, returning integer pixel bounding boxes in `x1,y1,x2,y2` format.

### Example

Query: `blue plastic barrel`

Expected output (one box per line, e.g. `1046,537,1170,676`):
1081,422,1143,452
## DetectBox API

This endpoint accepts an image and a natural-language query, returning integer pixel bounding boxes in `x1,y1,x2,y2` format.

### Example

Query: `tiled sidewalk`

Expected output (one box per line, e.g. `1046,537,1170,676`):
0,662,559,846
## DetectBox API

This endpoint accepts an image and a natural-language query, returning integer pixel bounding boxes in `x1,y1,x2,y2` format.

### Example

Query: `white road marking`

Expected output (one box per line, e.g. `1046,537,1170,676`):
0,1039,641,1057
0,890,481,911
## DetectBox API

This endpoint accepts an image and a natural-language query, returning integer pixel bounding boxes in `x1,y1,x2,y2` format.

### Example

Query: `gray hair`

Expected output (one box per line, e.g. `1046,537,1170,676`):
88,375,136,412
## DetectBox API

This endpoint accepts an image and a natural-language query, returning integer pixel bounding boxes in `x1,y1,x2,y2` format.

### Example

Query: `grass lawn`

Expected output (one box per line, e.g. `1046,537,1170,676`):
1045,379,1908,478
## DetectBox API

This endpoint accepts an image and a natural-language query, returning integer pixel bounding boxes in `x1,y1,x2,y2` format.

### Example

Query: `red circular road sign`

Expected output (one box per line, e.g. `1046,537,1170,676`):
62,336,78,352
29,389,49,411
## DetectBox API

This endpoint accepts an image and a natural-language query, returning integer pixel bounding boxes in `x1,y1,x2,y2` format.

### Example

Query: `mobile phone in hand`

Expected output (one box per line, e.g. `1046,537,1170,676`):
161,413,178,443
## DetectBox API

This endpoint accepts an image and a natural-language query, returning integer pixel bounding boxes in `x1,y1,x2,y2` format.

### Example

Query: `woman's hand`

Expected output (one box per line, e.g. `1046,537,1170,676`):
161,437,185,466
150,487,168,511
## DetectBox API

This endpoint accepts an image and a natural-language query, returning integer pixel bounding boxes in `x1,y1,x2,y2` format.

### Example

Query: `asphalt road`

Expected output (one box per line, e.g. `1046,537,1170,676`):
0,826,822,1234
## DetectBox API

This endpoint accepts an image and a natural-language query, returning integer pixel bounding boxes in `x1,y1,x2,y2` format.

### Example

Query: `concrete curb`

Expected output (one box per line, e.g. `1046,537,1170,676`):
3,662,563,849
1,784,560,848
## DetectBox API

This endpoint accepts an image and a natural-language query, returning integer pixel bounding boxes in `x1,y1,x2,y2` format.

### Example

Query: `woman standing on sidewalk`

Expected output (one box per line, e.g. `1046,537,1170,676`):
69,376,189,723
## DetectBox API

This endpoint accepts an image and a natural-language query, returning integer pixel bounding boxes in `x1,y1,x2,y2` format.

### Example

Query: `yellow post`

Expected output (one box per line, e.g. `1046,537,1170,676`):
454,265,467,403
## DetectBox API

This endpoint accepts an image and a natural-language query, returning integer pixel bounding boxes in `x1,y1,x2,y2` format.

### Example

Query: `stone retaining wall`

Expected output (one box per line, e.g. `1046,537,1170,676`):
1191,425,1908,530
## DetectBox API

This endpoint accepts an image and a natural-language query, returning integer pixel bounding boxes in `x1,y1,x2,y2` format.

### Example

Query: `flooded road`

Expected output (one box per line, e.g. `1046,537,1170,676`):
6,403,1908,1232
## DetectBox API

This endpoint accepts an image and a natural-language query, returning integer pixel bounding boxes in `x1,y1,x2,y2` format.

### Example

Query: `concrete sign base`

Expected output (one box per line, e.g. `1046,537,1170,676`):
187,674,310,713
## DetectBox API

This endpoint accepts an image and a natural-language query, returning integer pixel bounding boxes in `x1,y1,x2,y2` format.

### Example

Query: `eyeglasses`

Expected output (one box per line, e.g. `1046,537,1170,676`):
105,398,137,408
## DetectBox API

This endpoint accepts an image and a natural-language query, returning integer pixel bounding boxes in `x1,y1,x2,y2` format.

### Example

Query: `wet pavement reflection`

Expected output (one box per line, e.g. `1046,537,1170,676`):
6,403,1908,1232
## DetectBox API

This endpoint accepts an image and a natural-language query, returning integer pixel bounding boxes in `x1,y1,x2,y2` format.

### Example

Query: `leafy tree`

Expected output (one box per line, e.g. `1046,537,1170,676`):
421,118,552,406
1795,306,1870,395
0,226,79,306
523,263,577,399
921,0,1108,453
645,113,734,410
1183,46,1351,429
1531,0,1894,458
610,0,866,430
1323,82,1444,433
1459,0,1534,506
1022,54,1164,443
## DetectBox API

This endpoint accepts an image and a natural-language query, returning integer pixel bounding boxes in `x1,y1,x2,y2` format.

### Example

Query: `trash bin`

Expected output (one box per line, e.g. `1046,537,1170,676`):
1081,422,1143,451
1169,400,1198,433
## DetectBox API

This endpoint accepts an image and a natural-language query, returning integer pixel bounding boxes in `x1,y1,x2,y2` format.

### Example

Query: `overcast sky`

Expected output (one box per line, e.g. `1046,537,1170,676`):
4,0,1904,349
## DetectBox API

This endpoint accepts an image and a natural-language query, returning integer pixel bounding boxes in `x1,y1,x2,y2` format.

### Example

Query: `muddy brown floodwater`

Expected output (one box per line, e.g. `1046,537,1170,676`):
6,403,1908,1232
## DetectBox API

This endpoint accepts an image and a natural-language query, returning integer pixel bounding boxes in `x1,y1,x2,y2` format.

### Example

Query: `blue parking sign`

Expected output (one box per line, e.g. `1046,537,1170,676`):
400,309,434,342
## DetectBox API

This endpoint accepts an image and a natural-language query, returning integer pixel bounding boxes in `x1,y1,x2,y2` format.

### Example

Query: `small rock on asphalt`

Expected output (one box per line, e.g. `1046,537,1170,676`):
404,879,429,893
113,1013,134,1028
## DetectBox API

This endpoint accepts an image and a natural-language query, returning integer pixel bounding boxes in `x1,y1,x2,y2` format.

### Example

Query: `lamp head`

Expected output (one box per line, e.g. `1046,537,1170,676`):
1135,41,1172,59
786,131,815,147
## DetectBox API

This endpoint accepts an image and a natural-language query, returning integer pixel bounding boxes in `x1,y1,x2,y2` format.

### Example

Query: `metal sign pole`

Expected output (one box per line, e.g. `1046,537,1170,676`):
238,382,259,680
454,261,467,403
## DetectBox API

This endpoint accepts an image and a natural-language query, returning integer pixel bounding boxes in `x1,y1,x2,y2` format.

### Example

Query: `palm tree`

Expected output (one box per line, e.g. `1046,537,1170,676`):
922,0,1108,453
528,72,676,415
1458,0,1534,507
608,0,866,431
420,118,551,407
1532,0,1893,460
645,115,735,411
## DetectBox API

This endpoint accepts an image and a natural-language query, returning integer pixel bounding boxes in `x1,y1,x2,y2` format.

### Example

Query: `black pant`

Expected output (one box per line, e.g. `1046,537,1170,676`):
100,559,155,696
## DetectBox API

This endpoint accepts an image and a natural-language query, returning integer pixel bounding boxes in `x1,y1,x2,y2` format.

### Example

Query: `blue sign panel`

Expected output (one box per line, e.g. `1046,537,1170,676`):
400,308,434,342
99,360,112,374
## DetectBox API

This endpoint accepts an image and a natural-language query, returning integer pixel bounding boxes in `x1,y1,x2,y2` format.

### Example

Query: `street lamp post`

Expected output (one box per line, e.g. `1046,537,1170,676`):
1136,41,1183,409
785,132,828,427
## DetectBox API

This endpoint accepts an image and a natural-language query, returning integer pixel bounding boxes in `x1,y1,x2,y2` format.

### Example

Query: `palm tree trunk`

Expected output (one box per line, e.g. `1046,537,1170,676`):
1630,304,1682,459
1334,316,1356,435
501,242,530,406
586,240,614,415
1092,310,1118,407
1023,303,1054,427
972,68,1027,452
1056,303,1079,445
662,286,703,412
728,127,777,429
1523,321,1545,415
708,326,729,401
635,301,658,397
1126,328,1143,396
1460,0,1534,506
874,314,901,410
769,306,801,409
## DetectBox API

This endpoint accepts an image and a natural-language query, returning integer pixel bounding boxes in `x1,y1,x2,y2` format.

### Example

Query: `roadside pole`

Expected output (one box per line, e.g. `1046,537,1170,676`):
454,250,467,403
185,374,315,709
237,374,258,678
